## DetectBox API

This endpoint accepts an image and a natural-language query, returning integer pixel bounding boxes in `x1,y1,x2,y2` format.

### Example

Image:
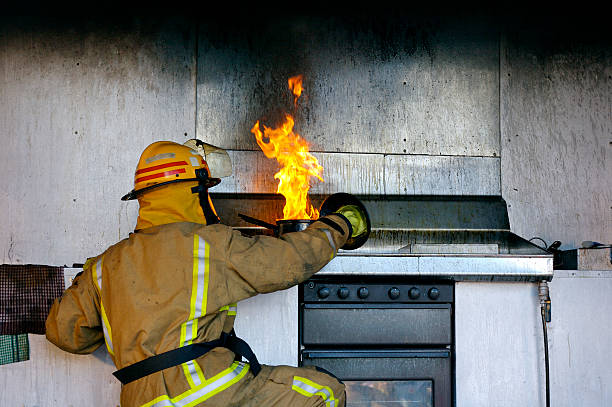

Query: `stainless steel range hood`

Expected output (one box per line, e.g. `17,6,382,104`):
212,193,553,281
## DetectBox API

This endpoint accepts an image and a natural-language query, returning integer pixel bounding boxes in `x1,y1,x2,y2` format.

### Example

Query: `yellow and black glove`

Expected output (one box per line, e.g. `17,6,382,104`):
336,204,368,238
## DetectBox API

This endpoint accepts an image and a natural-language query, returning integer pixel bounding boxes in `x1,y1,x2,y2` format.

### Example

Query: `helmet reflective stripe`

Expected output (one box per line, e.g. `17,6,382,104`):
135,160,189,185
179,235,210,387
146,152,175,163
135,168,186,184
136,160,190,175
141,362,250,407
91,258,115,356
292,376,337,407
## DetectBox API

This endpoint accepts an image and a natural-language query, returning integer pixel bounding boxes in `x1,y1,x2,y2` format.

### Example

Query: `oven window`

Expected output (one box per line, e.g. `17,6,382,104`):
345,380,433,407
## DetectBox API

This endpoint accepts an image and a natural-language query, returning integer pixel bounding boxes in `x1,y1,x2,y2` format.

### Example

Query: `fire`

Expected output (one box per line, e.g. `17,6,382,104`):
288,75,303,107
251,75,323,220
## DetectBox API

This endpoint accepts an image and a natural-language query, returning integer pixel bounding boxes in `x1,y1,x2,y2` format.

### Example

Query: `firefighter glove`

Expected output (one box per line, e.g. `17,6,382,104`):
336,205,367,238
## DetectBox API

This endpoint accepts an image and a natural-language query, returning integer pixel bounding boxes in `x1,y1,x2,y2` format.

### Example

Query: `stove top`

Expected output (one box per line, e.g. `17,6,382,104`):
212,193,553,281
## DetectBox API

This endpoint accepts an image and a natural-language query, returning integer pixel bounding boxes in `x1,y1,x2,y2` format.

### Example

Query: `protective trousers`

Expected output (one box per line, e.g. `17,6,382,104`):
209,364,346,407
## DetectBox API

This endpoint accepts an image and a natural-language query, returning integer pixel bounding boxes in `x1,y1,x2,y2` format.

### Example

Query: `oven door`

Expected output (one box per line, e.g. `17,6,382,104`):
302,303,452,346
302,349,452,407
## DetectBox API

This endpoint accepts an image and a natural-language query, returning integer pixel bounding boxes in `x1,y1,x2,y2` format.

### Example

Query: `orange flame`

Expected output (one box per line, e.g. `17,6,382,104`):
288,75,303,107
251,75,323,220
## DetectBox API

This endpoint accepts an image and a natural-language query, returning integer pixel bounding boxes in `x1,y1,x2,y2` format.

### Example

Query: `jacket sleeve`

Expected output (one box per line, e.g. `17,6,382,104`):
45,263,104,354
221,214,350,302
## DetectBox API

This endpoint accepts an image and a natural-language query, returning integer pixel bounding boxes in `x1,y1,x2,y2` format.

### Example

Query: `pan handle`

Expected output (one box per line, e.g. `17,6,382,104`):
238,213,278,231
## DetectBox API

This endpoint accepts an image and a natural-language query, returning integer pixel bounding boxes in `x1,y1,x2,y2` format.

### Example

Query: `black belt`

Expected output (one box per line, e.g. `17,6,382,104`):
112,330,261,385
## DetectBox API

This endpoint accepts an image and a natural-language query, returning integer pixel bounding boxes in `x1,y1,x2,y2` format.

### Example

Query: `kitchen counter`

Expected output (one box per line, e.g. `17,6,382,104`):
319,252,553,281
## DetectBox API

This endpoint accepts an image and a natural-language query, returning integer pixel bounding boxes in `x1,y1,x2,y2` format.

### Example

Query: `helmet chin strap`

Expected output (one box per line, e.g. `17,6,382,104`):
192,169,220,225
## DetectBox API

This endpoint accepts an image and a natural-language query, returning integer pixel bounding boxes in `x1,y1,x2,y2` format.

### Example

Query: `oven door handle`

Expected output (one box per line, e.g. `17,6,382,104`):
302,349,451,359
303,303,451,309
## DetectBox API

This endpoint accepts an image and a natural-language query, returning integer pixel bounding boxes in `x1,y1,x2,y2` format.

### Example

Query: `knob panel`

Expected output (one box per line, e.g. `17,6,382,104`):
303,281,453,303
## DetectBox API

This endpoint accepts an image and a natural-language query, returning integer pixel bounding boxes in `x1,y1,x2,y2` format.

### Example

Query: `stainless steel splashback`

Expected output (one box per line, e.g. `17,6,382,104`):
212,193,510,230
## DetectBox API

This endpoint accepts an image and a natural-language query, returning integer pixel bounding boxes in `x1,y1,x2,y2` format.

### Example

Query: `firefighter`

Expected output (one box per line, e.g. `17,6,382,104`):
46,139,364,407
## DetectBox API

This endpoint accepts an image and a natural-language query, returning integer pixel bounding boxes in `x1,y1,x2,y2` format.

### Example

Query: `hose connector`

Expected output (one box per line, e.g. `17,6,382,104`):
538,280,552,323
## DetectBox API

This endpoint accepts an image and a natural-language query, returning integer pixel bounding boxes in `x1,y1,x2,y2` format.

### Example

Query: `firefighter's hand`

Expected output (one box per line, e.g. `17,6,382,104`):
336,205,367,238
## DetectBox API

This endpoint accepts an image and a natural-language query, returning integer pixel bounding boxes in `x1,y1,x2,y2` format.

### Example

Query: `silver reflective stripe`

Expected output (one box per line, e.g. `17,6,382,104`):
185,360,202,387
292,377,336,407
183,320,196,343
95,258,103,290
193,236,207,320
182,318,201,386
175,362,246,406
92,258,114,356
147,401,173,407
321,228,336,252
180,236,209,387
101,311,114,355
144,362,249,407
219,303,237,315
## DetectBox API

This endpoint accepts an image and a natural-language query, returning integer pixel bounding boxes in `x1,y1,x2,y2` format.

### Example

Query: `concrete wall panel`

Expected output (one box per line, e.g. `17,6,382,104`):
0,17,195,406
233,287,298,367
0,335,120,406
196,16,500,157
501,32,612,249
0,17,196,265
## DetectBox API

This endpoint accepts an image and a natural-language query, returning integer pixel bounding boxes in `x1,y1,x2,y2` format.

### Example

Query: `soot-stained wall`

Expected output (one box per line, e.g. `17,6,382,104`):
0,12,610,405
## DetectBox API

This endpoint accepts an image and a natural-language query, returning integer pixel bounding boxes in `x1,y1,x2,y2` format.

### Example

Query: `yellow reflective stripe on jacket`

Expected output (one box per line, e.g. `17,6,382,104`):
100,303,114,356
140,361,249,407
179,235,210,387
292,376,337,407
218,303,237,316
91,258,115,356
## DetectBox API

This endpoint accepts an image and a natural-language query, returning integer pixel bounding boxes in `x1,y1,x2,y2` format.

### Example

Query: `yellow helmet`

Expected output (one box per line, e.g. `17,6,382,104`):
121,141,221,201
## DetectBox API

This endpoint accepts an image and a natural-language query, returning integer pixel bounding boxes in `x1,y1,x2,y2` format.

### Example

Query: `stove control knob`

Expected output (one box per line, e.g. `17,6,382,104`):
337,287,350,299
408,287,421,300
388,287,400,300
428,287,440,300
357,287,369,299
317,287,330,299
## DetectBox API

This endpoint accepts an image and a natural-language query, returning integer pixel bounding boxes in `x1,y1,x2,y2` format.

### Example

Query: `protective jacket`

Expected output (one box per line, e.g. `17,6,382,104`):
45,210,349,406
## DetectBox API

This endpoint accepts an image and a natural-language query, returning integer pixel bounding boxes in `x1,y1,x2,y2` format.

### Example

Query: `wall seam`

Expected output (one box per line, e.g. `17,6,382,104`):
194,20,199,139
498,27,504,197
223,148,500,160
